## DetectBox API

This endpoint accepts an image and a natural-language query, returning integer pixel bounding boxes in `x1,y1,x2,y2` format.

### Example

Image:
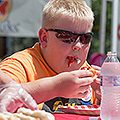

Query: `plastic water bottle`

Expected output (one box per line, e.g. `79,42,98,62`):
100,51,120,120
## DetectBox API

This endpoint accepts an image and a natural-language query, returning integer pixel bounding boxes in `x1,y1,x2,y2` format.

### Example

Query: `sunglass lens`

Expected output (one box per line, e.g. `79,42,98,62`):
81,34,92,44
55,32,76,43
54,29,92,44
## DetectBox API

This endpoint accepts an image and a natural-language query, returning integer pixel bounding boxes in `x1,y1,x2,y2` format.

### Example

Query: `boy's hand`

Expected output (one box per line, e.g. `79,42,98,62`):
90,65,101,104
54,70,95,99
0,82,38,113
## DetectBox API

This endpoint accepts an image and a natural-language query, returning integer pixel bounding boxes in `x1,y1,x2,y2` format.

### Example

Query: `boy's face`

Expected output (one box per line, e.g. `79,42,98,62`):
40,17,92,73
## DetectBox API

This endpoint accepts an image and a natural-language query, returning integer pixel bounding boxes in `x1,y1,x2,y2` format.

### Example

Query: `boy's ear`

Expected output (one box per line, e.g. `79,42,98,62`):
38,28,48,48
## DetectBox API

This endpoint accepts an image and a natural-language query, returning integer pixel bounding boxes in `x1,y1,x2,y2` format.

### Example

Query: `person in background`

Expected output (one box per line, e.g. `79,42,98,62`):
0,0,101,112
0,69,38,113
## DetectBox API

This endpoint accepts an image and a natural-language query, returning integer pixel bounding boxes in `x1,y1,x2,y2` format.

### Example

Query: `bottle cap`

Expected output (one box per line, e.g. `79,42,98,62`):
107,51,117,56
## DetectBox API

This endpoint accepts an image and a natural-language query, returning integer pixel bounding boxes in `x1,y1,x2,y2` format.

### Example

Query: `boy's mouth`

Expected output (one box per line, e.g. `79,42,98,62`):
66,56,81,67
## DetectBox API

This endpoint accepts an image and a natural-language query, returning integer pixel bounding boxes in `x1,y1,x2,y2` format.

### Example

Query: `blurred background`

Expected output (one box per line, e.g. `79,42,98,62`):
0,0,120,67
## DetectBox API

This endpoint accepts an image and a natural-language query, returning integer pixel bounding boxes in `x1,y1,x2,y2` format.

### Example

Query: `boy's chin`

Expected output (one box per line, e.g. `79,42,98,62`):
56,64,81,73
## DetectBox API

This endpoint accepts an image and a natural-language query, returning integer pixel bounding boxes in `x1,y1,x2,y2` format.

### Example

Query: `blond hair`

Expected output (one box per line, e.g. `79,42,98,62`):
42,0,94,29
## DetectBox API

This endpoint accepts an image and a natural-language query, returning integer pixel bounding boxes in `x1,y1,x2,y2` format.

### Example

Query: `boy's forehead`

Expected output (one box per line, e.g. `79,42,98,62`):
52,16,92,33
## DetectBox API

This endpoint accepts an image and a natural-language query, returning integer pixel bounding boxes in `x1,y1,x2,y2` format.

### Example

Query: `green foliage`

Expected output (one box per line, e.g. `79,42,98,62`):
8,38,39,54
13,37,39,52
88,0,101,60
88,0,112,61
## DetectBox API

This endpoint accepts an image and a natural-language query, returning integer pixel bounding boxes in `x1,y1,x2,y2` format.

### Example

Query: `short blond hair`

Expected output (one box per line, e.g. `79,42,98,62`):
42,0,94,29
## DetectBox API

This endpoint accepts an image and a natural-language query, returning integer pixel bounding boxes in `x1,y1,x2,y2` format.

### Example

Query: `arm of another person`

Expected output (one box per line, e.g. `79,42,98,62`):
0,69,38,113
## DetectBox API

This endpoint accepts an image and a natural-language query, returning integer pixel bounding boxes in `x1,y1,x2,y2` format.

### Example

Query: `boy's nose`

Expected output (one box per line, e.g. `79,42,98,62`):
72,36,83,51
72,41,82,51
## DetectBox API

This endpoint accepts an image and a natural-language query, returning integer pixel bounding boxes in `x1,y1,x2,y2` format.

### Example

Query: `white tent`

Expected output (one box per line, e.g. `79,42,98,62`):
0,0,91,38
0,0,48,37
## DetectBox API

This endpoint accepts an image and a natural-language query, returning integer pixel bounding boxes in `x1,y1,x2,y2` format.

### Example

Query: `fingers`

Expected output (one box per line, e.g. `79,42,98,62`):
18,88,39,110
0,97,7,113
0,95,17,113
6,98,23,113
75,89,91,99
71,70,93,78
70,84,92,99
96,89,101,96
0,105,7,113
78,85,90,92
9,83,39,110
0,86,23,113
71,70,94,86
90,65,101,88
78,77,94,86
78,90,89,98
0,84,38,113
90,66,101,101
94,78,100,84
91,65,101,71
90,76,101,104
95,90,101,105
91,65,101,78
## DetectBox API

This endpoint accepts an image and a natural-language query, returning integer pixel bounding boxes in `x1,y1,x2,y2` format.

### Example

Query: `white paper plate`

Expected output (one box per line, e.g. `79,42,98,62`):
58,105,100,116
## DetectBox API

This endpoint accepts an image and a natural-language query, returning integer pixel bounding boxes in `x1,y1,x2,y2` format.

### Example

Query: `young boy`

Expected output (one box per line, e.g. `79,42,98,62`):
0,0,101,112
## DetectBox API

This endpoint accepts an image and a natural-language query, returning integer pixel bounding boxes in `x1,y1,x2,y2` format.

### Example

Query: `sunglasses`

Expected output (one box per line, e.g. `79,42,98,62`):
45,28,93,44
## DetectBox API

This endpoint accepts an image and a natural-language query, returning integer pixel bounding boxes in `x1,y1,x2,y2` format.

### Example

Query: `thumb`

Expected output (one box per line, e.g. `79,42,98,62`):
71,70,93,78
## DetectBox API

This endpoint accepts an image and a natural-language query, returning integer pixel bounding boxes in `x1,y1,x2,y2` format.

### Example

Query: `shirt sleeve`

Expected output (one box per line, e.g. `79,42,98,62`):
0,58,28,83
